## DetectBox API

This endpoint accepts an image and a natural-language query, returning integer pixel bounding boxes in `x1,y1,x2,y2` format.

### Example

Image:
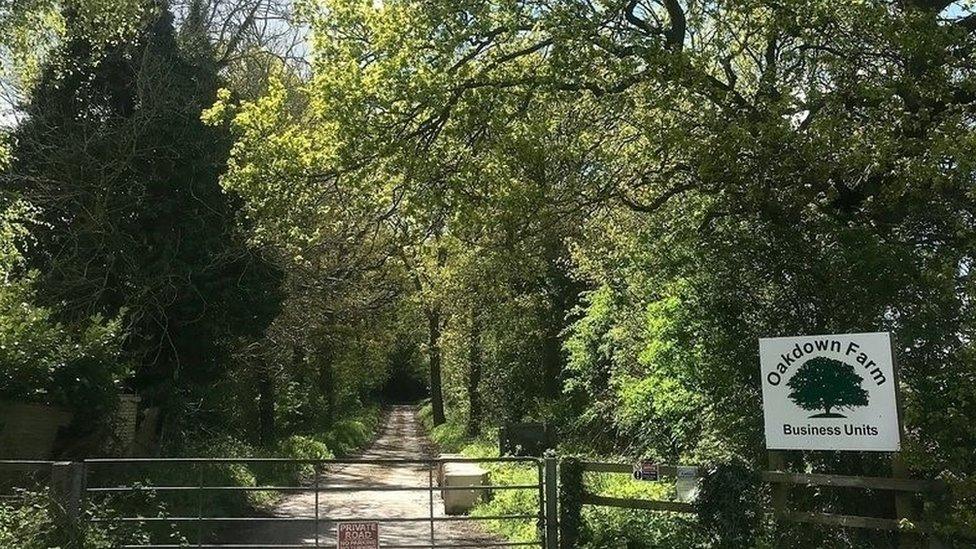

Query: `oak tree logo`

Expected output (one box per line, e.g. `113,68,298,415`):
786,357,869,418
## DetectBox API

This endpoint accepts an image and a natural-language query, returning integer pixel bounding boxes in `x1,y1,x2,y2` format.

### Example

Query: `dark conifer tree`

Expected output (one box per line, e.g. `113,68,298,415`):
9,1,281,431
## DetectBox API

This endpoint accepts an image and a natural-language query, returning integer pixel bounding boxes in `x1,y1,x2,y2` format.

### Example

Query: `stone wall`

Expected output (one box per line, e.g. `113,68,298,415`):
0,401,73,459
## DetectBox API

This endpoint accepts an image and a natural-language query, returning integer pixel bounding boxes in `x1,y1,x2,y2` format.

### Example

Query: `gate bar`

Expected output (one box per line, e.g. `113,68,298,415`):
77,456,545,548
314,463,320,548
196,464,203,548
544,456,558,549
121,543,540,549
428,462,435,547
86,484,538,493
91,514,538,523
84,457,538,465
536,459,545,548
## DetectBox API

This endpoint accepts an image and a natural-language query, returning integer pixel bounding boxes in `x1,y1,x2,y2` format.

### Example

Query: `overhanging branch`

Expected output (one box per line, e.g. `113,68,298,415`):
618,181,697,213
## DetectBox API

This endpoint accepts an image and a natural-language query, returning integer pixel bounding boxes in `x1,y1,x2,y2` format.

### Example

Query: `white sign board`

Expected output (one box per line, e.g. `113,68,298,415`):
675,466,700,503
759,332,900,451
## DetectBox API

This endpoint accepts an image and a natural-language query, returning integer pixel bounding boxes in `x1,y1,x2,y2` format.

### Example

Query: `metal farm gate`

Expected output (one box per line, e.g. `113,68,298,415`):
60,457,557,549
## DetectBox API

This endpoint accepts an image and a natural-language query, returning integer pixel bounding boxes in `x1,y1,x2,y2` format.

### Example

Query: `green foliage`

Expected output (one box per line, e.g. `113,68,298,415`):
470,460,541,543
278,434,335,481
578,469,708,548
0,198,31,280
0,0,153,128
428,419,468,453
8,2,283,443
694,461,765,549
420,400,469,452
4,0,976,544
279,435,334,461
0,489,154,548
0,134,10,173
319,408,380,456
0,199,128,423
131,408,378,523
0,273,128,418
580,507,705,549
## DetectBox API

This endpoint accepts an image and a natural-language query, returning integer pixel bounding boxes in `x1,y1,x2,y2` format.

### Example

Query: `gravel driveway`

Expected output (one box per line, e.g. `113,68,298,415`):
220,405,504,547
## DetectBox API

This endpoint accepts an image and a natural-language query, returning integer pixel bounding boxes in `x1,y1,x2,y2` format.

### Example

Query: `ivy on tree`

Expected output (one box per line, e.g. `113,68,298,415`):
787,357,869,418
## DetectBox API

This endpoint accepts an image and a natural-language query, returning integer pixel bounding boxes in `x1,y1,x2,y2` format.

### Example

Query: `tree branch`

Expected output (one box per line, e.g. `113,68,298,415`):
624,0,661,37
957,13,976,33
617,181,697,213
663,0,687,51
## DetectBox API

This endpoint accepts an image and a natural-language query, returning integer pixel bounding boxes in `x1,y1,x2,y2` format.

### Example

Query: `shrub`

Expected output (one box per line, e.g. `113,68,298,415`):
0,489,157,548
279,435,335,481
578,465,707,548
279,435,333,461
470,461,542,543
326,420,369,455
429,420,467,452
0,275,129,423
694,460,765,549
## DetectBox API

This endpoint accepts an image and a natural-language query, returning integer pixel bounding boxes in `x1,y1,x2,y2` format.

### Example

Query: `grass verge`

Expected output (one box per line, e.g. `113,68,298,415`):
417,403,708,548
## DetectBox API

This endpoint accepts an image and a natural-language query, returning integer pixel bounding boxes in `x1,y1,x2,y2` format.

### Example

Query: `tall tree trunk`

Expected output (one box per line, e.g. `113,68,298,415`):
428,307,446,426
426,238,449,426
542,322,562,399
315,342,336,424
466,304,483,437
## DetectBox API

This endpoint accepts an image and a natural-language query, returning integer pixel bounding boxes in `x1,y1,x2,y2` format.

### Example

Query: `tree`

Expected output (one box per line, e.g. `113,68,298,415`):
204,67,416,434
787,358,869,418
7,2,282,435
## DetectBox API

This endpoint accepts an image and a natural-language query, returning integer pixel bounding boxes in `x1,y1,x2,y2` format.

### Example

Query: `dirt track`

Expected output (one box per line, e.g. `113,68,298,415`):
222,405,502,547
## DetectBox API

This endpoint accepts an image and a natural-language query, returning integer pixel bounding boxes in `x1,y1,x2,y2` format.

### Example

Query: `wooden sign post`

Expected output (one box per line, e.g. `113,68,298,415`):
889,337,923,549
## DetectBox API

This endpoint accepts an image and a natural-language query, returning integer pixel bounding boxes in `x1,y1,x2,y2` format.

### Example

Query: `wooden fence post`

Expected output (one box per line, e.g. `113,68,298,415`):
892,455,925,549
768,451,788,517
558,458,583,549
888,338,927,549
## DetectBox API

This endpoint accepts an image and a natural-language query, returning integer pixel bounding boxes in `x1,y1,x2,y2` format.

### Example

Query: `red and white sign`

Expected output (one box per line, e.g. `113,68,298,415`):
337,522,379,549
632,460,659,482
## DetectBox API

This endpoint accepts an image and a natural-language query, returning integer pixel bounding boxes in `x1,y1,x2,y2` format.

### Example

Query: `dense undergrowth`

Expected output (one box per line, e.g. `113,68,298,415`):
419,403,713,548
0,488,169,548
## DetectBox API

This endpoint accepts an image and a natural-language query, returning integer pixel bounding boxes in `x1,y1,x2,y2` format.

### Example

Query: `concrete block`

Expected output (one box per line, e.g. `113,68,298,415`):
436,454,464,486
441,461,490,515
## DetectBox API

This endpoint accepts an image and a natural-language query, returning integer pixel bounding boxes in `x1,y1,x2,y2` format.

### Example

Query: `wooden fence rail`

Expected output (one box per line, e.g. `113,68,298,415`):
761,471,944,493
576,460,958,544
578,461,696,515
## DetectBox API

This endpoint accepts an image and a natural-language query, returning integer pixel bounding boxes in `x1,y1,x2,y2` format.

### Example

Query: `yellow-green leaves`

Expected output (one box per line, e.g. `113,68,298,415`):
0,0,62,96
0,131,10,171
0,0,152,110
0,199,35,279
